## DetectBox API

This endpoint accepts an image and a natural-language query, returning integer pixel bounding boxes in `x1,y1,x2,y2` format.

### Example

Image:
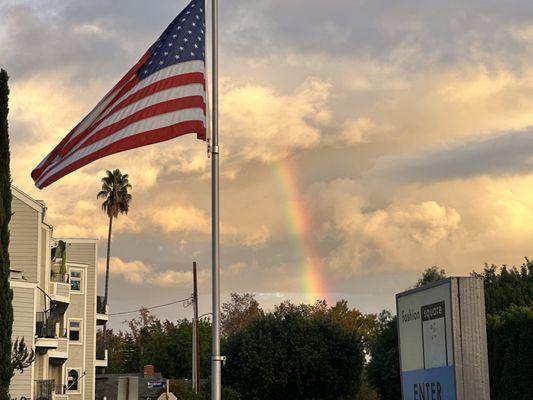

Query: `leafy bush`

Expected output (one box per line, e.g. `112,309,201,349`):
223,305,364,400
487,306,533,400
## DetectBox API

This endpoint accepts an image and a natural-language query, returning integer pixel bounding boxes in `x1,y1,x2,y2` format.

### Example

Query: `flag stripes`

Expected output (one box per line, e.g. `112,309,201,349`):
32,0,206,189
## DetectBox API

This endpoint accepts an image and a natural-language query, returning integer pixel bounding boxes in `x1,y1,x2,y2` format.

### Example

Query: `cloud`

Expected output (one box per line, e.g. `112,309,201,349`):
221,0,533,71
331,201,461,274
4,0,533,318
149,205,210,234
97,256,206,287
309,180,462,274
220,78,331,177
97,257,151,285
370,128,533,183
242,225,271,248
363,201,461,249
48,200,139,239
224,261,248,276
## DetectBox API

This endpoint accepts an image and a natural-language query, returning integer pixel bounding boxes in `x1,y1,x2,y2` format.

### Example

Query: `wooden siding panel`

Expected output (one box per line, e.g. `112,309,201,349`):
9,197,39,283
66,241,97,400
10,285,35,399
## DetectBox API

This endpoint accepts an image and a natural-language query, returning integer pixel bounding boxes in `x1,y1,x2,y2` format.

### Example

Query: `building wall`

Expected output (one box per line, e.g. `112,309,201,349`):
9,282,36,400
9,187,101,400
9,195,40,283
63,240,98,400
64,262,87,400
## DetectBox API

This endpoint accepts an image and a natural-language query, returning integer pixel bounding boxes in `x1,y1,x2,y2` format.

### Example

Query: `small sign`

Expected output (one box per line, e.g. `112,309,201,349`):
147,381,166,389
157,393,177,400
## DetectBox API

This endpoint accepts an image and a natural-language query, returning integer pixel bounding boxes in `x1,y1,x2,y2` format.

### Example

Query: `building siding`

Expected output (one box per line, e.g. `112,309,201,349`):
9,196,40,283
10,285,36,400
9,187,102,400
66,241,98,400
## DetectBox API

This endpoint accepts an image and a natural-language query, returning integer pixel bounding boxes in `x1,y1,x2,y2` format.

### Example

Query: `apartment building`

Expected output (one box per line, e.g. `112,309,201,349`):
8,186,108,400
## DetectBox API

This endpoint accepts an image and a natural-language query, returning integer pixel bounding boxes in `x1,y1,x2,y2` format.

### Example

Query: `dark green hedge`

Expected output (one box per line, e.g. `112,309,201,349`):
487,306,533,400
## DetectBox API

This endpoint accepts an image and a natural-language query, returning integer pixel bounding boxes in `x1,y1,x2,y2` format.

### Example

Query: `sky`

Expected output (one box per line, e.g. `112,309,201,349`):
1,0,533,329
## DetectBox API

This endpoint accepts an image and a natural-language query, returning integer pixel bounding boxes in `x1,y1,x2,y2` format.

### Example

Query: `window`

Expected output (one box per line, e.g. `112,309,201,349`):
67,369,79,392
69,320,81,343
70,270,82,292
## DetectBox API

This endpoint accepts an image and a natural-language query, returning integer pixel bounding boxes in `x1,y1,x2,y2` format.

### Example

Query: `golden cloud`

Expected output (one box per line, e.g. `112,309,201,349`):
97,256,206,287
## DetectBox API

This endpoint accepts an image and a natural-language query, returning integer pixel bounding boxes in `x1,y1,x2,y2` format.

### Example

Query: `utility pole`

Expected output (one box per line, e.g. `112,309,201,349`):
192,262,200,393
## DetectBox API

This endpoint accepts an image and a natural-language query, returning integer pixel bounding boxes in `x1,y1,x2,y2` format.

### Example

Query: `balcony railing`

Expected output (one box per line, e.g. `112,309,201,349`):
97,296,108,315
96,338,107,360
51,272,69,283
35,311,58,338
55,383,67,395
35,379,54,400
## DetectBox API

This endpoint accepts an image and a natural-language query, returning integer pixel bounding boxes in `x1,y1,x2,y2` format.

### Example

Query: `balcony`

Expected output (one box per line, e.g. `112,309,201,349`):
95,338,108,368
96,296,109,325
35,379,54,400
35,380,68,400
49,273,70,313
49,330,68,363
35,311,58,351
54,382,68,400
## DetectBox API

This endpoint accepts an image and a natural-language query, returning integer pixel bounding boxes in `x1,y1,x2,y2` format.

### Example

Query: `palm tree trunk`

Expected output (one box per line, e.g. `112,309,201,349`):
104,214,113,309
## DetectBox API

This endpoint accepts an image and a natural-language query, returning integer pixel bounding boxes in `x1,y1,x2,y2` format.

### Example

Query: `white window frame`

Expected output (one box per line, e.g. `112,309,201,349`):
68,318,83,345
66,368,82,394
69,268,84,294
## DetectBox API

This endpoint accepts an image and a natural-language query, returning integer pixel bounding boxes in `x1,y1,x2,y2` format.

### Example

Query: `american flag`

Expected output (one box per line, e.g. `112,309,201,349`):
32,0,206,189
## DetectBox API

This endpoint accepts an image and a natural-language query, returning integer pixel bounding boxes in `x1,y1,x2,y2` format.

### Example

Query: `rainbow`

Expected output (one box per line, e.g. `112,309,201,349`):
275,158,328,304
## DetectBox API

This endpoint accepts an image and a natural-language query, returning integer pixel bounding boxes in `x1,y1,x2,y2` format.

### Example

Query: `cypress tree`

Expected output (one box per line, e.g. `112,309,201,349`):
0,68,14,400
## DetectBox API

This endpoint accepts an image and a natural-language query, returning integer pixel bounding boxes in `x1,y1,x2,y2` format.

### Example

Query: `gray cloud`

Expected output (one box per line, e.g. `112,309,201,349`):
0,0,193,81
371,128,533,183
220,0,533,70
4,0,531,84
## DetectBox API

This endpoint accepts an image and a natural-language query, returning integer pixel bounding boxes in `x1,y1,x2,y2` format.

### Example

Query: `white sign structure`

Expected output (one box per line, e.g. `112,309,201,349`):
396,277,491,400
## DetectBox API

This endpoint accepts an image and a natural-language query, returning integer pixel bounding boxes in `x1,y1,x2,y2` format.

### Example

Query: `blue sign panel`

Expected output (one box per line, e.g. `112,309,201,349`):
401,366,456,400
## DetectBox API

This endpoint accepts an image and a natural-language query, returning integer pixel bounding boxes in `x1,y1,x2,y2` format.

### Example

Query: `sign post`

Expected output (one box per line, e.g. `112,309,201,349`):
396,277,490,400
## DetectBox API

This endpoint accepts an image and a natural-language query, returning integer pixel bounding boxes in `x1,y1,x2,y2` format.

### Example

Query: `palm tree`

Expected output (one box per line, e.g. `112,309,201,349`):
97,169,132,310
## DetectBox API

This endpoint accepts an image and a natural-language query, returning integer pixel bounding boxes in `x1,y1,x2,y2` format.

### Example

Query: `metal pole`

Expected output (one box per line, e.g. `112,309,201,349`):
210,0,222,398
192,261,200,394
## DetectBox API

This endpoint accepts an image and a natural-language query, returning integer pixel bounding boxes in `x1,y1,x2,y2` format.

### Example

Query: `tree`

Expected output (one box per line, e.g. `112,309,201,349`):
97,169,132,311
328,300,377,355
473,260,533,314
221,293,263,337
106,310,211,379
0,68,13,400
486,306,533,400
11,338,34,375
223,304,365,400
415,266,446,287
367,311,400,400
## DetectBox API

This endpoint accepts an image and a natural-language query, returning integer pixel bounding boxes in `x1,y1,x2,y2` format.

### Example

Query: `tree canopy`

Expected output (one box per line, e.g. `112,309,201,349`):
221,293,264,338
223,301,365,400
415,266,447,288
366,311,400,400
106,309,211,379
473,260,533,314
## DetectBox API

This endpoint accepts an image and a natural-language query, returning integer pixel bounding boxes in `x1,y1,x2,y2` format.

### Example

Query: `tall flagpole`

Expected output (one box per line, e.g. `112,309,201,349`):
210,0,222,398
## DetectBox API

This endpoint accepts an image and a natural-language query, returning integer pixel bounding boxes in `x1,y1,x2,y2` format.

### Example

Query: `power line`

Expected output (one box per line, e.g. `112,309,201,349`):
109,296,193,317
